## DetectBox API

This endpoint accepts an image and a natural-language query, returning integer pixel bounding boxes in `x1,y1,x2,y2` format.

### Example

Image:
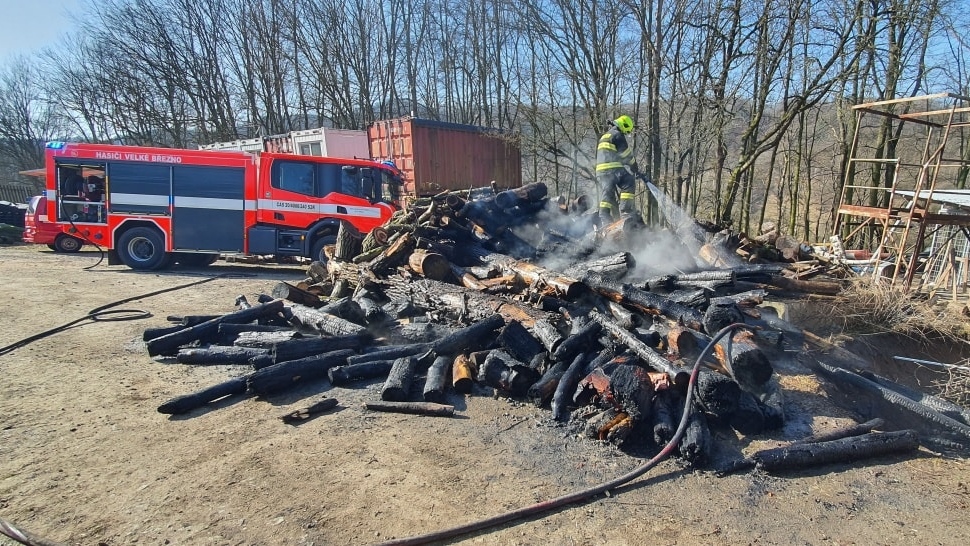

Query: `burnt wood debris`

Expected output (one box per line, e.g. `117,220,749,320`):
148,182,966,472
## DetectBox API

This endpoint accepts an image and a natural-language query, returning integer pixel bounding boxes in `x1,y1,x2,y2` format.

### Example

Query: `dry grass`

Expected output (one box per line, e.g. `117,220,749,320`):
811,278,970,405
828,278,970,342
932,366,970,407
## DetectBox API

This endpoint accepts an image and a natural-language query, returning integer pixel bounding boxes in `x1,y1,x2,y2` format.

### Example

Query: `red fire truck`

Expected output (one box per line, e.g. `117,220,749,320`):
42,141,401,270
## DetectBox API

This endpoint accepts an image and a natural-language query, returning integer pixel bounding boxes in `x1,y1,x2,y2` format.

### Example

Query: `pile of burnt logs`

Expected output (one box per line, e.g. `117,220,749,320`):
147,183,870,469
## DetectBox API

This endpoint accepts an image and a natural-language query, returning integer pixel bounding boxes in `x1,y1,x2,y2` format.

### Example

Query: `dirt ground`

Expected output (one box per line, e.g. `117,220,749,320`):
1,243,969,546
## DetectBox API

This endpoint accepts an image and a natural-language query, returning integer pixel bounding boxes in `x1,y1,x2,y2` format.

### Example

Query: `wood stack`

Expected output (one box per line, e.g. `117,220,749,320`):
147,184,896,469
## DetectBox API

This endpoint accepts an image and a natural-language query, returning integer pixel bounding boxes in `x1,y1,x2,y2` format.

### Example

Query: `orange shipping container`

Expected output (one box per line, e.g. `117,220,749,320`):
368,117,521,197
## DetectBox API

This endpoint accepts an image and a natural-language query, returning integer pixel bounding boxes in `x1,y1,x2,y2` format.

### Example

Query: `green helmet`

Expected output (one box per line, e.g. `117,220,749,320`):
614,115,634,134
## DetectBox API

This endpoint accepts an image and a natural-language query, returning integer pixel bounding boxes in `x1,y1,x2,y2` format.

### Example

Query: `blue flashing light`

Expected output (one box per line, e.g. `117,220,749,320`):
46,141,66,149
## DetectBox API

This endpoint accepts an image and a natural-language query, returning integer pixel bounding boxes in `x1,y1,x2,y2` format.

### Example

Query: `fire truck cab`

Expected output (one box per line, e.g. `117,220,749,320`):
43,142,401,270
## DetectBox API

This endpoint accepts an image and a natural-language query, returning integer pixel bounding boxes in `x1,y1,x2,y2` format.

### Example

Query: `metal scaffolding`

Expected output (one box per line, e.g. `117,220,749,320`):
832,92,970,293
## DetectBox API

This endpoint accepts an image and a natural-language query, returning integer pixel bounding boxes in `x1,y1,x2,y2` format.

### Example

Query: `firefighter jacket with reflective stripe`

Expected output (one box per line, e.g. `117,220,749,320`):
596,126,636,173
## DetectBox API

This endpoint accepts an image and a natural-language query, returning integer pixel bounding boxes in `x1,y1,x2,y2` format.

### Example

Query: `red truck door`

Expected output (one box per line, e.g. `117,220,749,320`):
256,155,393,234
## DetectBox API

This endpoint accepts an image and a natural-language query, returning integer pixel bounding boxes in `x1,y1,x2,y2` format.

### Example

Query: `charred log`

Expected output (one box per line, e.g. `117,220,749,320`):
694,368,742,421
712,328,774,393
528,359,568,407
231,330,302,348
552,352,589,421
271,282,323,308
678,401,711,466
328,359,396,386
157,376,249,415
552,321,601,364
562,252,635,281
381,277,554,328
381,357,418,401
143,324,188,342
347,343,432,366
176,346,270,365
431,313,505,357
452,354,477,394
284,303,369,337
247,349,356,397
363,401,455,417
652,389,679,446
477,349,540,396
589,311,689,387
583,271,704,330
147,299,285,357
280,398,339,424
318,297,367,324
423,355,453,403
271,334,368,363
752,430,919,472
532,319,564,355
497,319,546,363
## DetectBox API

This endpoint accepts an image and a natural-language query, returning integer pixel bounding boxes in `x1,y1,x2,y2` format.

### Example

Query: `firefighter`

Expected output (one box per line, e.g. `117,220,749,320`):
595,114,640,223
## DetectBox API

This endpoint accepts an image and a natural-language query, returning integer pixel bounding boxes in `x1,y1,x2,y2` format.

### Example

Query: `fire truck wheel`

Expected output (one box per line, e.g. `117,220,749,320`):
310,234,337,264
118,227,169,270
53,234,83,253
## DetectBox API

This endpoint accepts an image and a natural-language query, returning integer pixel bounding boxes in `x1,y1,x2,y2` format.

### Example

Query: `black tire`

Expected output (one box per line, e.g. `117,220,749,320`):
53,234,83,253
175,252,220,267
47,244,57,250
117,226,169,270
310,234,337,264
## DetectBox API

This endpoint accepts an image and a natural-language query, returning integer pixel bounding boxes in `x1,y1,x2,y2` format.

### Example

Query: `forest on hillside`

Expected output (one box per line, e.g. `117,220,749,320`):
0,0,967,240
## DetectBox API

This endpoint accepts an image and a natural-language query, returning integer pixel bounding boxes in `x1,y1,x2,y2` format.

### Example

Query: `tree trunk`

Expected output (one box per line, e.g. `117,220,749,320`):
335,221,364,261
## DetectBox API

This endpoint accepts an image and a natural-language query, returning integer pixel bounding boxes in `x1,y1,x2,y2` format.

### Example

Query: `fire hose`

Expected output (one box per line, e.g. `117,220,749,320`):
1,271,258,544
376,322,751,546
0,273,243,357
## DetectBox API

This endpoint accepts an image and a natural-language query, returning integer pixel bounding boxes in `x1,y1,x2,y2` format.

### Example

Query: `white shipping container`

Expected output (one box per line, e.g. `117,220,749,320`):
198,137,264,152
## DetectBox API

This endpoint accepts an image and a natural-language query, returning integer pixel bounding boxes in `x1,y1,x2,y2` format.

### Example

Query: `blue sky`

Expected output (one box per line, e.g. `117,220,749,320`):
0,0,83,61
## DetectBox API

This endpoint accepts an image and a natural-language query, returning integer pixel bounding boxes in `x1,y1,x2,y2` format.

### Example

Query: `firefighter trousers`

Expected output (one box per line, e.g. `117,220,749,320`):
597,168,636,221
